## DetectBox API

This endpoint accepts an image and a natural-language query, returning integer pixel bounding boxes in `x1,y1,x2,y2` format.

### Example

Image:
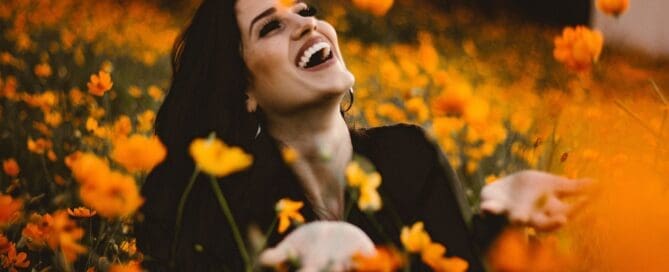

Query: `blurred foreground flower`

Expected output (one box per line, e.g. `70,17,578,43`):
553,26,604,73
87,70,113,96
275,198,305,234
401,222,468,272
22,211,87,262
261,221,376,271
346,159,382,212
352,246,404,271
189,136,253,177
109,260,143,272
487,228,569,272
597,0,629,17
111,134,166,173
352,0,394,16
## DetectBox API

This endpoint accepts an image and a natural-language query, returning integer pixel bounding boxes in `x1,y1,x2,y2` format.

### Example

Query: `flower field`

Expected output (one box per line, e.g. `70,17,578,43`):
1,0,668,271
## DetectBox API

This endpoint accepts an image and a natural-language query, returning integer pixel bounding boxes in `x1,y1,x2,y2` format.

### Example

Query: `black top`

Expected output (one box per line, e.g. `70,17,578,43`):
137,124,506,271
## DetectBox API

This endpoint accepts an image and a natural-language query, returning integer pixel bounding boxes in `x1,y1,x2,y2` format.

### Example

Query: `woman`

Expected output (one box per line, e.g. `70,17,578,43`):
137,0,586,271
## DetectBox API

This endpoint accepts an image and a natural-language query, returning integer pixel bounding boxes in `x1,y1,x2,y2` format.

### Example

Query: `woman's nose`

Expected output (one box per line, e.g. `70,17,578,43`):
291,16,318,40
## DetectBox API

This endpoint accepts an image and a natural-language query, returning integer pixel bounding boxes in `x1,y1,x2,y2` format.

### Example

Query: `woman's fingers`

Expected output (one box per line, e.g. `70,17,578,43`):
530,211,567,231
480,199,506,214
554,177,593,197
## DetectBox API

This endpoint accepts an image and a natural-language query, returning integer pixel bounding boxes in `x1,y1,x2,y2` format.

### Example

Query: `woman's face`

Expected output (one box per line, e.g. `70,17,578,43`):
236,0,355,115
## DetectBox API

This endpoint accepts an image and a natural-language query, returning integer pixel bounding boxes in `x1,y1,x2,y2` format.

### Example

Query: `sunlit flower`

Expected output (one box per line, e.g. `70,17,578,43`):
597,0,629,17
67,207,97,218
275,198,305,234
189,136,253,177
400,222,431,253
66,152,110,185
421,242,468,272
352,246,405,271
2,159,19,177
120,239,137,256
1,243,30,272
87,70,113,96
281,146,299,165
0,195,22,226
553,26,604,73
34,63,52,78
111,134,166,172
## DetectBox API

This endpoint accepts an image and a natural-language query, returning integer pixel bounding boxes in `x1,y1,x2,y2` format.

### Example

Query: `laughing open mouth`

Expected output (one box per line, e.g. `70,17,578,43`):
297,40,334,69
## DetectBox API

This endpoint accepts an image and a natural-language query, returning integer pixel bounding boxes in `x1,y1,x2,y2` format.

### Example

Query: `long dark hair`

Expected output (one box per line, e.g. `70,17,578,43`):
137,0,258,269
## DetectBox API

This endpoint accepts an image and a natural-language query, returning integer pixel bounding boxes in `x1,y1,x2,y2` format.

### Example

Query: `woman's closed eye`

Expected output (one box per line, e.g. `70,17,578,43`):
258,4,318,38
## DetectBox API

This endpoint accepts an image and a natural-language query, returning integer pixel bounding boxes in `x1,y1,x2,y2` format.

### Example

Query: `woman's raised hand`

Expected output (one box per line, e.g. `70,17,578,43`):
480,170,590,231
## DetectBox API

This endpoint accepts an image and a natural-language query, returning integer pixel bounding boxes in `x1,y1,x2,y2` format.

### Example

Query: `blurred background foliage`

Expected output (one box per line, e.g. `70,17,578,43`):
1,0,668,271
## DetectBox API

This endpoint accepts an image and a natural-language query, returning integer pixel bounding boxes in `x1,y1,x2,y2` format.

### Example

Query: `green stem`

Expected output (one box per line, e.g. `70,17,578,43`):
209,175,251,272
252,216,277,270
365,212,392,245
343,189,358,221
170,169,200,268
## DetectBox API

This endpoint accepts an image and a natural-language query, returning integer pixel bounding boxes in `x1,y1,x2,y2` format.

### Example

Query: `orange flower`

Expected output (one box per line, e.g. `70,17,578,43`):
2,159,19,177
27,138,52,154
553,26,604,73
136,110,155,132
87,70,113,96
0,195,22,226
112,115,133,139
66,152,111,185
353,246,405,271
1,242,30,272
67,207,97,218
22,219,48,250
405,97,430,123
111,134,166,172
34,63,52,78
281,146,299,165
352,0,394,16
49,211,87,262
597,0,629,17
79,171,143,219
0,234,10,254
147,85,163,101
421,242,468,272
400,222,431,253
275,198,305,234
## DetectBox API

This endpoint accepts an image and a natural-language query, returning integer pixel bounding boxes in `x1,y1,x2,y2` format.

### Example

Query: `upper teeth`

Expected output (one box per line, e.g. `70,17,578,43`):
299,41,331,68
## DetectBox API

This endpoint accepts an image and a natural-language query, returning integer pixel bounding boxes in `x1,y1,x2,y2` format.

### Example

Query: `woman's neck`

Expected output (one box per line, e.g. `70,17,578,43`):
265,104,352,220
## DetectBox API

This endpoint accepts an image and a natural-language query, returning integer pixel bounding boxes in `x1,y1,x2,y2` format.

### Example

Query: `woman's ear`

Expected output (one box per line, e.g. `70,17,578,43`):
246,92,258,113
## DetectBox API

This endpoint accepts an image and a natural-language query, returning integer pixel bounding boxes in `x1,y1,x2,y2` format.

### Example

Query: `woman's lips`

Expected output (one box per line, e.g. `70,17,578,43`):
295,36,332,68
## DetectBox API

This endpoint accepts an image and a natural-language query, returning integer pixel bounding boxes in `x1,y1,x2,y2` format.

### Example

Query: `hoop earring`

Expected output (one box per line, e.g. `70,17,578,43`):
255,123,262,139
341,87,354,113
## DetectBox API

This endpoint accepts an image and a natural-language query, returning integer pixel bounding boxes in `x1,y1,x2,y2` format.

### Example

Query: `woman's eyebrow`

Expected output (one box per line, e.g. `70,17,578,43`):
249,7,277,34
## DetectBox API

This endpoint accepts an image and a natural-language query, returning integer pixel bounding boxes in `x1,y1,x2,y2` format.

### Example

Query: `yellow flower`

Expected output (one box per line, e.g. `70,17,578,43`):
67,207,97,218
189,136,253,177
275,198,305,234
400,222,431,253
111,134,166,172
597,0,629,17
553,26,604,73
346,160,383,212
421,242,468,272
127,85,142,98
405,97,430,123
87,70,113,96
281,146,299,165
34,63,52,78
3,158,20,177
